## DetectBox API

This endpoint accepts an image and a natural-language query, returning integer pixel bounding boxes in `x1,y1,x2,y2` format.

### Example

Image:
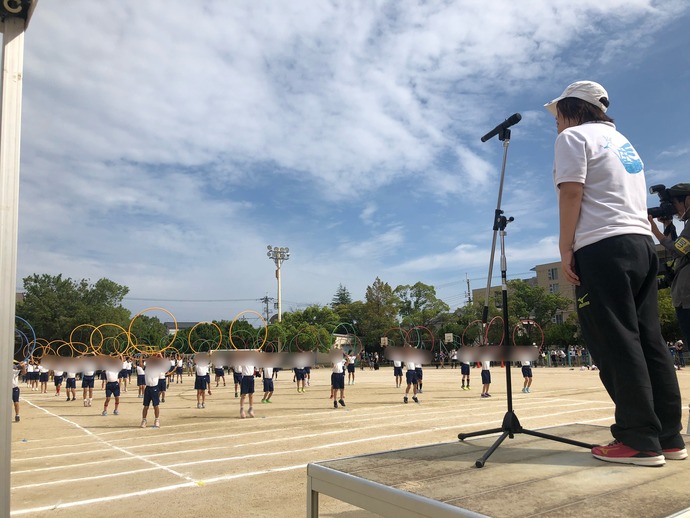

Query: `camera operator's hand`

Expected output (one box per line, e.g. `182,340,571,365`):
649,215,666,241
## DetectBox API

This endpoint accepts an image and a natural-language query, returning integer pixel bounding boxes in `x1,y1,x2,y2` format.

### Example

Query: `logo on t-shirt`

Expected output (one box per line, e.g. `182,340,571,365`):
603,138,643,174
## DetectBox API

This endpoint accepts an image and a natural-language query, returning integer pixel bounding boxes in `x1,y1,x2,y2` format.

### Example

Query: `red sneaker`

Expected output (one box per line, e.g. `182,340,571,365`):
592,441,664,467
662,447,688,460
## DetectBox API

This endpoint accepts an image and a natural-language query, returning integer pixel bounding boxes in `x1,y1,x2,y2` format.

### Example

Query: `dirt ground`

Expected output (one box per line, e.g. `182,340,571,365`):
9,364,690,517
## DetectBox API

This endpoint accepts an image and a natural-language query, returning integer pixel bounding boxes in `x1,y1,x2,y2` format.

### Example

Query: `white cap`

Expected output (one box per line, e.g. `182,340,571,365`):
544,81,609,117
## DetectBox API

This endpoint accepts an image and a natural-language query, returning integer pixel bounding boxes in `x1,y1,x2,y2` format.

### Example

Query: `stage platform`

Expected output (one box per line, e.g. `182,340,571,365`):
307,424,690,517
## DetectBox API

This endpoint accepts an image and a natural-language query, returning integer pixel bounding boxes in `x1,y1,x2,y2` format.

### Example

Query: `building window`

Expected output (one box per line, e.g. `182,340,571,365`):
552,313,564,324
547,268,559,281
549,283,559,294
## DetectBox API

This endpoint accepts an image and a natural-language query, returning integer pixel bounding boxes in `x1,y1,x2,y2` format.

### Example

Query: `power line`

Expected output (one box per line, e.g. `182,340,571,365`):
124,297,259,303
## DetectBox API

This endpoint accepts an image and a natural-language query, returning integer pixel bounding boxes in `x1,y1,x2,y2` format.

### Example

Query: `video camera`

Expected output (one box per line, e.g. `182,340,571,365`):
648,184,676,219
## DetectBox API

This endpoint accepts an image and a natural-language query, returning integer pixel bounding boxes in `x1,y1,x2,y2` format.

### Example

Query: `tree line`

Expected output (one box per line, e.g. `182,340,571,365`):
14,273,681,356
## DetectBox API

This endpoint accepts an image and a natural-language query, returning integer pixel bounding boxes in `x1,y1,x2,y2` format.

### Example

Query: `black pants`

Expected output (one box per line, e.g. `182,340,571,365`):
575,234,683,452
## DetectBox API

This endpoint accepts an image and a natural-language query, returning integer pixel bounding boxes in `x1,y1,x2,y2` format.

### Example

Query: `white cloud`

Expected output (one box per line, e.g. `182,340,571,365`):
13,0,690,322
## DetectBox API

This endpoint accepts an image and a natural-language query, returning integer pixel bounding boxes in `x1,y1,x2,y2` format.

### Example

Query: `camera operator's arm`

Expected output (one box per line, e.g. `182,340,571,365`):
650,215,687,259
649,215,670,244
558,181,583,286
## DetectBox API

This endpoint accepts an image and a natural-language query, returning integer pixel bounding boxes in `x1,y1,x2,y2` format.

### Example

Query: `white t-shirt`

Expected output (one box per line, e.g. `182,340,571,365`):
405,361,416,371
553,121,650,251
263,367,273,379
332,359,346,374
241,365,255,377
482,361,491,371
144,364,168,387
195,361,210,377
105,370,119,383
12,367,20,388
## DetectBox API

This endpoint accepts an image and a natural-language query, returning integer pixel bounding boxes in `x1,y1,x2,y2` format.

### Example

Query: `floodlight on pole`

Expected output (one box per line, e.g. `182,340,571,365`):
266,245,290,322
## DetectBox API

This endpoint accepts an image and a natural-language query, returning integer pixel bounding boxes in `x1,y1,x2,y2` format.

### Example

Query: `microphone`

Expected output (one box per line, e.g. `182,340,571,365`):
480,113,522,142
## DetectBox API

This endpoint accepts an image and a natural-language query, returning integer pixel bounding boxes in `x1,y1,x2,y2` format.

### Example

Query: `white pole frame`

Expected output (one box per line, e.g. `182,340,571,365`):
0,13,27,518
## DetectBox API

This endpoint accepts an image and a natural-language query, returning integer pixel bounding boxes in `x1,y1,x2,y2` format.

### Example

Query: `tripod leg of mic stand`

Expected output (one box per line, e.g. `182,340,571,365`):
520,428,596,449
473,431,510,468
458,427,503,441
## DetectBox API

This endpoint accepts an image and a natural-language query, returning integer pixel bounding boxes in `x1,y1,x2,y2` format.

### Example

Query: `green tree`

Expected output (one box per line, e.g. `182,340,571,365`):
658,288,681,341
506,280,571,329
394,282,450,327
16,274,130,342
358,277,400,350
331,284,353,307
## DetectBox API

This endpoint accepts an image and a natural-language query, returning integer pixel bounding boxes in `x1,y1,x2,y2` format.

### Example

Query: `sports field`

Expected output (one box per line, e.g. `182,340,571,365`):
9,364,690,517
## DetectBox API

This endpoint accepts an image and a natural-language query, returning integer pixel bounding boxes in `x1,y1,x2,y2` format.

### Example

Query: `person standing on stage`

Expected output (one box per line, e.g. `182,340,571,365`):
546,80,684,466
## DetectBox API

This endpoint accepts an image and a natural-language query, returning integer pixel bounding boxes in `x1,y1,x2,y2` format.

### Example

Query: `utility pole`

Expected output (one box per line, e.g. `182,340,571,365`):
465,273,472,305
259,294,274,322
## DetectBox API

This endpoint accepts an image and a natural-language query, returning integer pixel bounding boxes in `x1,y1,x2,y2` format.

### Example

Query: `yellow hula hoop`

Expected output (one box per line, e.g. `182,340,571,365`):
187,321,223,353
69,324,100,354
101,336,125,356
55,341,72,357
91,323,128,356
128,307,177,355
70,341,89,356
229,310,267,350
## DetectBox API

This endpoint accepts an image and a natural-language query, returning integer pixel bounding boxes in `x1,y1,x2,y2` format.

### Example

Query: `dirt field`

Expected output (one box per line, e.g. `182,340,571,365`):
9,364,690,517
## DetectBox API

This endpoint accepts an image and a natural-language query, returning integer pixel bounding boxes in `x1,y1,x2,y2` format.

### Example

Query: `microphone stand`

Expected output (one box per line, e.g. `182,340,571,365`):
457,126,595,467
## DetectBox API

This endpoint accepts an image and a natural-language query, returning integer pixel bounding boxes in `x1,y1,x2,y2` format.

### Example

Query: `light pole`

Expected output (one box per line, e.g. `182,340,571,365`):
266,245,290,322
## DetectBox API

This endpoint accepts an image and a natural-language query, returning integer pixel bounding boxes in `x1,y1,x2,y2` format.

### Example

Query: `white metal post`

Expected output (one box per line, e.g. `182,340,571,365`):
0,15,26,518
277,265,282,322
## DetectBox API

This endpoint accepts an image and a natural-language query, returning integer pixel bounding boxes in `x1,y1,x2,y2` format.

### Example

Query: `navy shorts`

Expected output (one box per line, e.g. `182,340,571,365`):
118,369,128,379
393,366,403,376
240,375,255,395
81,375,94,389
406,371,418,385
39,372,49,383
304,366,311,374
233,372,243,384
263,378,274,392
347,364,355,373
137,374,146,386
105,381,120,398
143,386,160,407
214,368,225,377
157,378,167,391
12,387,19,403
415,368,423,380
461,364,470,375
53,376,63,386
331,372,345,390
66,378,76,389
176,366,184,374
521,366,533,378
194,375,208,390
481,370,491,384
294,368,306,381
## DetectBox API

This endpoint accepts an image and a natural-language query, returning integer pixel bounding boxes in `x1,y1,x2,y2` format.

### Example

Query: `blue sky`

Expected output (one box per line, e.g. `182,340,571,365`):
15,0,690,325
